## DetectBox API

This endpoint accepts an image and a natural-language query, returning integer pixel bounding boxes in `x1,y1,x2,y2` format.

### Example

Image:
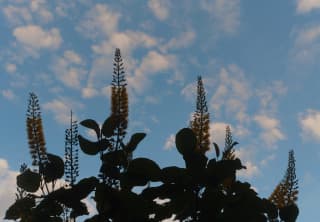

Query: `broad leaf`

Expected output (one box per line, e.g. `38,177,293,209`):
78,135,109,155
213,142,220,158
43,153,64,183
80,119,100,139
175,128,197,155
125,133,146,152
101,115,117,138
127,158,161,182
17,169,40,192
5,197,35,220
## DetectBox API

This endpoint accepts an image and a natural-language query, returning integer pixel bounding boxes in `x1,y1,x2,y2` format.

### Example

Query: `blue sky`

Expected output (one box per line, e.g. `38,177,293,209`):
1,0,320,221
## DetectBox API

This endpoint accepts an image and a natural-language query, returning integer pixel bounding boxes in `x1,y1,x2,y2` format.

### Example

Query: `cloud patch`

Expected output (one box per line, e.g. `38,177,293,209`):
297,0,320,14
13,25,62,50
148,0,170,21
299,109,320,141
254,115,285,147
0,158,19,219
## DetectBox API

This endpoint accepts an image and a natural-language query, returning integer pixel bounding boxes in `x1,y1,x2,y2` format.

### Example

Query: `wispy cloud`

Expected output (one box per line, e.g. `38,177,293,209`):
164,134,175,150
254,114,285,148
52,50,86,89
43,97,84,125
296,0,320,14
200,0,240,34
299,109,320,141
148,0,170,21
1,89,16,101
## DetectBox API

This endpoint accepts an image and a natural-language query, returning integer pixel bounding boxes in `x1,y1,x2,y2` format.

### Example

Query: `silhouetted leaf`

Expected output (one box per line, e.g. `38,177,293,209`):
279,204,299,222
43,153,64,183
175,128,197,155
101,115,117,137
101,150,126,166
125,133,146,152
78,135,108,155
127,158,161,182
16,169,40,192
5,197,35,220
70,201,89,218
213,142,220,158
161,166,191,184
80,119,100,139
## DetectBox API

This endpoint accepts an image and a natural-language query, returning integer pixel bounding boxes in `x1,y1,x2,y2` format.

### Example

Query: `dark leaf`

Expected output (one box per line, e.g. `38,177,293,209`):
80,119,100,139
101,115,117,138
5,197,35,220
101,150,126,166
175,128,197,155
17,169,40,192
78,135,102,155
43,153,64,183
127,158,161,182
213,142,220,158
125,133,146,152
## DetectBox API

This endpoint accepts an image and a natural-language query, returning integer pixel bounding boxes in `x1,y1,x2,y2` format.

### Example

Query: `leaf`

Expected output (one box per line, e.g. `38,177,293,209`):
101,150,126,166
78,135,106,155
17,169,41,192
5,197,35,220
161,166,191,184
213,142,220,158
127,158,161,182
175,128,197,155
43,153,64,183
125,133,146,152
80,119,100,139
101,115,117,138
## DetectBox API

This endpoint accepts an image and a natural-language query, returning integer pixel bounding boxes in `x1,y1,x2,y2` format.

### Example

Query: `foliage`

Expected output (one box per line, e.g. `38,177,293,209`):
190,76,210,154
6,49,299,222
269,150,299,222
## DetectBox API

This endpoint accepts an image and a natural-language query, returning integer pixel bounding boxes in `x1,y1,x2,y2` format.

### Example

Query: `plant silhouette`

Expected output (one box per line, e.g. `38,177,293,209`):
5,49,299,222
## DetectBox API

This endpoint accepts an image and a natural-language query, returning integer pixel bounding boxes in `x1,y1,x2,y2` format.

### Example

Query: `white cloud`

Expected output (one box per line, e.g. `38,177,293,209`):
128,51,175,94
297,0,320,13
200,0,240,33
161,30,196,52
237,161,260,179
13,25,62,50
299,109,320,141
254,115,285,147
260,154,276,166
292,25,320,63
164,134,175,150
77,4,120,38
210,65,250,123
82,87,99,99
52,50,86,89
5,63,17,74
3,5,32,25
181,82,197,102
148,0,170,21
92,31,157,55
256,81,287,114
43,98,84,125
1,89,16,100
210,122,227,147
234,148,260,179
0,158,19,219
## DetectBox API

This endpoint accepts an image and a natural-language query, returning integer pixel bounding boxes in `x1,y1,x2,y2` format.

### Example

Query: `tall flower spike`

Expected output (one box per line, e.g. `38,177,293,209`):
110,48,129,151
269,150,298,208
190,76,210,154
26,92,47,167
64,110,79,186
222,126,237,160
